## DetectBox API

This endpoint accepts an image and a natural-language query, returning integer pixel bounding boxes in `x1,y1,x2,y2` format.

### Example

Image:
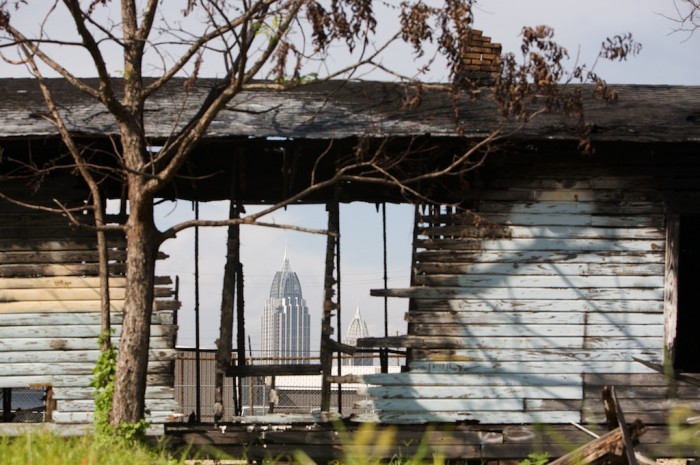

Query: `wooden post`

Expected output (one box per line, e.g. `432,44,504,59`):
548,420,645,465
215,197,240,421
2,388,11,422
320,199,339,412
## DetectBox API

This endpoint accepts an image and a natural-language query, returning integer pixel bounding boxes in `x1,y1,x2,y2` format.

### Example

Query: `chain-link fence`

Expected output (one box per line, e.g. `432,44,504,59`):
175,349,403,423
1,387,47,423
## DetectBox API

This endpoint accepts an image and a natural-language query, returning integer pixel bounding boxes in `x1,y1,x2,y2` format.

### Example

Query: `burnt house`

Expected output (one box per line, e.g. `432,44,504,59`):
0,75,699,459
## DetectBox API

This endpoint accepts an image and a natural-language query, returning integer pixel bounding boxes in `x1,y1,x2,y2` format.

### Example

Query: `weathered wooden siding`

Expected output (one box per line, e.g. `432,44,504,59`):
360,153,700,424
0,178,181,432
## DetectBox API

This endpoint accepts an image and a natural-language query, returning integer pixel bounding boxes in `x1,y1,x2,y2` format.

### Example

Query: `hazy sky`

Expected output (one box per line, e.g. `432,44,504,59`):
1,1,698,353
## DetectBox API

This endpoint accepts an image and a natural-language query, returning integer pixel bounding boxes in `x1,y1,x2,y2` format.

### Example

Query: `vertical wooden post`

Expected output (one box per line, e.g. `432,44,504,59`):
2,388,11,422
320,199,339,412
194,201,201,422
215,197,240,420
235,261,245,416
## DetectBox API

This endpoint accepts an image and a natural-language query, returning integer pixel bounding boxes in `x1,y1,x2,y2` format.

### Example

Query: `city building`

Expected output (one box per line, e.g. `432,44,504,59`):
343,304,372,366
260,254,311,364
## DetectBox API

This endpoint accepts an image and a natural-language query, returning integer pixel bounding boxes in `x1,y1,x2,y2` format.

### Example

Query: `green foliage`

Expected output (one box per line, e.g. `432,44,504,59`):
91,331,150,444
91,331,117,438
0,431,186,465
520,452,550,465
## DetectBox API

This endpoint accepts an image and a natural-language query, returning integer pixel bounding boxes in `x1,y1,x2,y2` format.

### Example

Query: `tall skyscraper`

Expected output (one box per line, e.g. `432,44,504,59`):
343,304,372,366
260,254,311,364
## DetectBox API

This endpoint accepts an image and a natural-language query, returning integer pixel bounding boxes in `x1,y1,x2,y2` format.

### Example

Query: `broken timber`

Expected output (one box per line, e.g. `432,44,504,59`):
551,386,646,465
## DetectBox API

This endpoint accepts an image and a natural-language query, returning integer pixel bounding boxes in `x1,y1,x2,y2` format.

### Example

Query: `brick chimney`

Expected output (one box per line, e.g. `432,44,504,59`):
459,29,502,85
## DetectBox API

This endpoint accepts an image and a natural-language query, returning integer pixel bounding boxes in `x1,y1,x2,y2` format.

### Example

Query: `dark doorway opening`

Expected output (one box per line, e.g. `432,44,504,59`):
675,215,700,372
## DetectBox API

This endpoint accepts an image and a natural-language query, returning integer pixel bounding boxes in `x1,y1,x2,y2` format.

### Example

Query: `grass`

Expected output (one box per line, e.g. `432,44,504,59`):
0,432,188,465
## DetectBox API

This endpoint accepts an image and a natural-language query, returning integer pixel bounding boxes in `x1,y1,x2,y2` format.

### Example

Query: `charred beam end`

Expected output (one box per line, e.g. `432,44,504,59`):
328,339,356,355
226,364,322,378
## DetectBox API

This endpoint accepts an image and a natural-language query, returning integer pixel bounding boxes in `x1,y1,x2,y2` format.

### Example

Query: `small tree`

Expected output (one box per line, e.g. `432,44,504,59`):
0,0,638,430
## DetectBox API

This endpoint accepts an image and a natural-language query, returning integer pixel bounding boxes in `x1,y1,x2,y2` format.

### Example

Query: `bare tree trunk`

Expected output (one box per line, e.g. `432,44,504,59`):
96,199,112,351
110,178,158,425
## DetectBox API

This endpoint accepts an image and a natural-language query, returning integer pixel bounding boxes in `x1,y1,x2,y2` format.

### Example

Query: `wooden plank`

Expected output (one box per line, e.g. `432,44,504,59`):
0,239,125,252
0,324,176,339
371,287,664,300
0,348,176,363
352,410,581,424
0,310,174,326
405,311,663,326
0,360,172,376
56,398,180,413
584,372,699,387
416,238,663,253
0,286,173,301
0,276,171,289
548,422,644,465
0,372,173,388
416,299,663,313
476,201,663,215
0,299,179,313
411,348,662,363
357,335,660,350
0,263,127,277
408,360,659,375
356,398,527,411
360,384,582,399
409,323,663,338
0,336,174,351
360,372,583,387
415,250,665,264
415,262,664,276
52,385,175,400
52,410,177,424
418,225,663,241
458,213,663,228
0,250,127,263
413,274,664,288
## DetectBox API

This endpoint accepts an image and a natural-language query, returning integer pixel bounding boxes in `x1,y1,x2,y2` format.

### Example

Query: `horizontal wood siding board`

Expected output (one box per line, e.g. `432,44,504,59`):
418,225,663,240
0,324,175,338
405,311,663,325
414,250,665,264
415,262,665,276
474,201,664,215
357,336,660,350
0,264,127,278
373,287,664,300
0,336,174,351
0,373,173,388
0,287,173,301
56,398,181,413
353,411,581,424
51,410,179,424
409,323,663,338
416,238,664,253
0,276,171,289
0,360,172,376
407,360,659,375
414,299,663,312
0,310,174,326
0,348,176,363
52,386,175,400
412,274,664,288
0,298,179,313
361,373,583,386
356,398,529,411
411,348,660,362
361,385,582,399
584,372,700,386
